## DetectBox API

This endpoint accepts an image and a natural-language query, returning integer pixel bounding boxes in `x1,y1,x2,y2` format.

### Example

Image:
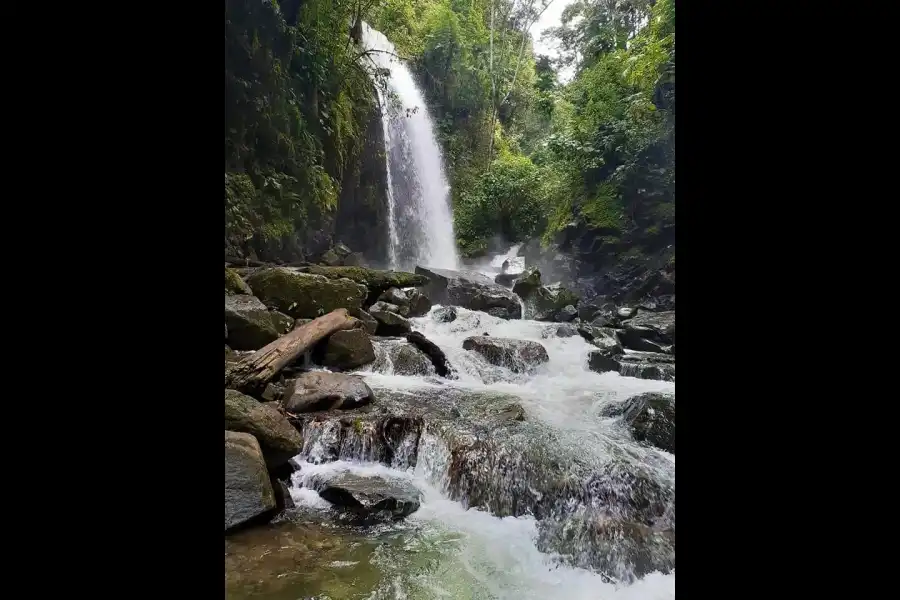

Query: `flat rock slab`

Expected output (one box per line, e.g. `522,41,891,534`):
317,473,421,521
284,372,375,413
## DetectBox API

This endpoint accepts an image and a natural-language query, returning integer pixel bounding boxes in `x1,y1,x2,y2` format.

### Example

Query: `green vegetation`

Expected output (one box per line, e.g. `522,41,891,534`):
225,0,675,263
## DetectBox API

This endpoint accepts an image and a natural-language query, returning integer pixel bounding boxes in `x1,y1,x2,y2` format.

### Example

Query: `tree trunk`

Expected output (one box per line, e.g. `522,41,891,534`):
225,309,360,394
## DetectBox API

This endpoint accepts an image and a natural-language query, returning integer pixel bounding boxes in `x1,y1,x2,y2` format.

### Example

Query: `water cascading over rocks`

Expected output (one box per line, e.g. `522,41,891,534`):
360,23,460,272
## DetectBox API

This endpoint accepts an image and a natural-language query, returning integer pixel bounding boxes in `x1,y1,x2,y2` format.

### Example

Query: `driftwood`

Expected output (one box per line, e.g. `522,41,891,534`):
225,308,360,394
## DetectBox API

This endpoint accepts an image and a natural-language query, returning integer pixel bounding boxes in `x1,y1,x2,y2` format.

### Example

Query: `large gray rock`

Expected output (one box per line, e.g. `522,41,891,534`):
317,473,421,522
556,305,578,322
368,301,412,335
621,393,675,454
388,343,435,376
623,311,675,345
578,325,624,355
416,266,521,319
245,267,367,319
405,289,432,318
353,309,378,335
225,431,276,531
283,372,375,413
224,294,281,351
462,336,549,372
224,390,303,468
587,351,675,382
378,287,409,308
322,329,376,370
432,306,457,323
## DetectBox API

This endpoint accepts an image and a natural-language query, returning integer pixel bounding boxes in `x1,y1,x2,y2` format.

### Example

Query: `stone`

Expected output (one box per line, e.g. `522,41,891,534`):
578,303,601,322
556,305,578,322
389,343,435,376
224,294,281,351
322,329,376,370
494,272,518,286
353,309,378,335
224,390,303,468
343,252,365,266
406,331,456,378
578,325,624,355
333,243,352,258
378,287,409,307
405,289,432,318
368,301,412,335
621,393,675,454
283,372,375,413
269,311,293,335
543,323,579,338
617,306,637,319
618,329,670,353
291,265,428,304
516,279,580,322
416,266,521,319
432,306,457,323
623,311,675,345
245,267,367,319
225,431,276,532
511,269,542,297
462,336,550,372
317,473,421,521
225,267,252,295
587,351,621,374
321,248,342,266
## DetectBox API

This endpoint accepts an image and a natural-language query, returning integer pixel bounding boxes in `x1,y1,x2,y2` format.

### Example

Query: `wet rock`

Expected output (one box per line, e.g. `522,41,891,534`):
291,265,428,305
225,390,303,468
462,336,549,372
432,306,457,323
617,361,675,382
317,473,421,522
333,242,353,259
591,314,617,328
368,301,412,335
621,393,675,454
578,303,601,322
407,331,456,378
378,287,409,308
225,266,252,295
544,323,579,338
405,289,432,318
224,294,281,351
272,478,295,511
619,351,675,364
321,248,342,266
352,308,378,335
260,383,283,402
617,307,637,319
518,281,580,322
578,325,624,355
623,311,675,345
283,372,375,413
343,251,366,267
511,268,542,297
587,351,621,374
225,431,276,532
618,328,672,353
269,310,293,335
494,272,518,286
246,267,367,319
416,266,521,319
556,305,578,322
225,323,228,340
389,343,435,376
322,329,376,370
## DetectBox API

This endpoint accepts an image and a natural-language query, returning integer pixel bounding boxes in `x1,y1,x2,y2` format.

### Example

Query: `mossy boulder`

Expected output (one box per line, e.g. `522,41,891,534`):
322,329,376,370
225,294,281,351
511,269,542,297
226,267,253,295
389,343,435,376
224,390,303,468
621,392,675,454
225,431,276,532
462,336,549,373
521,283,581,322
246,267,367,319
295,266,428,304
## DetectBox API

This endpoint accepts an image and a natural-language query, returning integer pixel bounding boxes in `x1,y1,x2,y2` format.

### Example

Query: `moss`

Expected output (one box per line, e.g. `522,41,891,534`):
225,267,252,295
246,267,367,318
297,266,428,292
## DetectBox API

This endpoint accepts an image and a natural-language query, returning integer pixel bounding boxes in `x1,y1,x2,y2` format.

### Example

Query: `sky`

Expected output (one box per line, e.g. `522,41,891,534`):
531,0,577,82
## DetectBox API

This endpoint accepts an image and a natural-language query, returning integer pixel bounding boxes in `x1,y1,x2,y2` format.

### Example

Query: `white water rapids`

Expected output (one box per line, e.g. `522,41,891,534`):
361,23,460,272
282,253,675,599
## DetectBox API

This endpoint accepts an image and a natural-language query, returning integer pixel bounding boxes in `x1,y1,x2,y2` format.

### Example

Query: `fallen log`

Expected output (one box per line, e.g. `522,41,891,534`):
225,308,360,394
225,255,274,267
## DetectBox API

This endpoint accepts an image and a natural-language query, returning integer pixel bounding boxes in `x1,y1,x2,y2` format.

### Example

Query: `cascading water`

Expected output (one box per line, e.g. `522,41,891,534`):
361,23,460,271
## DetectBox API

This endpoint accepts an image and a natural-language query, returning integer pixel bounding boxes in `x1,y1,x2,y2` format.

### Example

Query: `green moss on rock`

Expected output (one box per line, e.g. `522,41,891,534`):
246,267,367,318
297,266,428,300
226,267,253,295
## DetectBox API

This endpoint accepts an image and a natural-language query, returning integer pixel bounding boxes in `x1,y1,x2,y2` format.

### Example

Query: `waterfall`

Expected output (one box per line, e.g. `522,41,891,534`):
361,23,460,271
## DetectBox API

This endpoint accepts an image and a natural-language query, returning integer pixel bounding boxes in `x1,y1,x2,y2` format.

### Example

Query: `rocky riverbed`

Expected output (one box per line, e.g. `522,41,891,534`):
224,248,675,599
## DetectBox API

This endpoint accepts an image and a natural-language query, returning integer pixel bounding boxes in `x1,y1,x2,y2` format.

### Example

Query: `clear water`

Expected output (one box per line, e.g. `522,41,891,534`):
361,23,460,272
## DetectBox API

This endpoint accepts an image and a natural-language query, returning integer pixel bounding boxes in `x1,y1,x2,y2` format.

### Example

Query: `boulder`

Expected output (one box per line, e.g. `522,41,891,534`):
462,336,549,372
494,272,518,287
587,351,675,381
269,311,293,335
511,269,542,297
321,329,376,370
617,307,637,319
543,323,579,338
317,473,421,521
405,289,432,318
291,265,428,305
368,301,412,335
224,390,303,468
283,372,375,413
389,343,435,376
556,305,578,322
618,329,671,353
416,266,521,319
621,393,675,454
378,287,409,307
225,267,252,295
623,311,675,345
246,267,367,319
578,303,601,322
432,306,457,323
224,294,281,351
577,325,624,355
517,280,580,322
333,243,353,259
321,248,342,266
344,251,366,266
587,351,621,374
353,309,378,335
225,431,276,532
406,331,456,378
